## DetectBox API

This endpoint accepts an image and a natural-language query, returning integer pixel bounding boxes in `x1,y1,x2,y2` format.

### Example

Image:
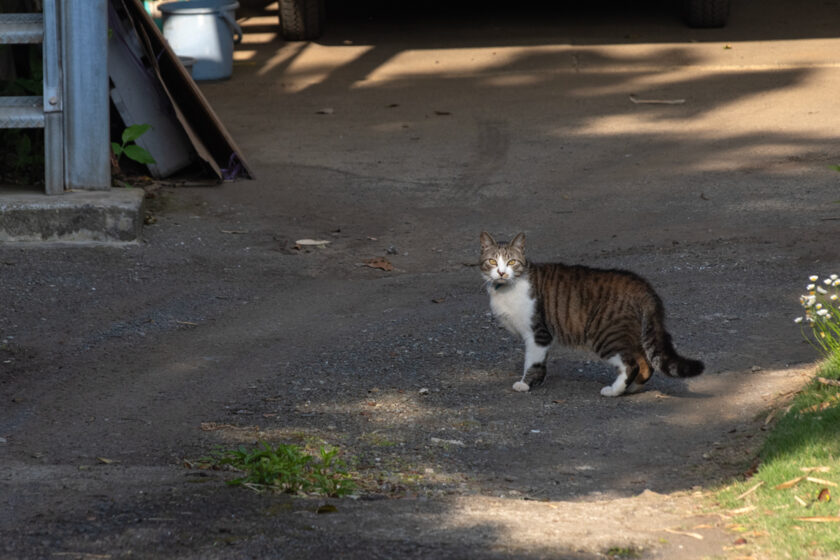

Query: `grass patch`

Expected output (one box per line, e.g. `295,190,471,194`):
715,358,840,559
205,442,356,497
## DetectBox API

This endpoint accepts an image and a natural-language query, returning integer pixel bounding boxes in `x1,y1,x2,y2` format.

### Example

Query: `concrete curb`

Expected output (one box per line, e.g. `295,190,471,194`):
0,188,145,244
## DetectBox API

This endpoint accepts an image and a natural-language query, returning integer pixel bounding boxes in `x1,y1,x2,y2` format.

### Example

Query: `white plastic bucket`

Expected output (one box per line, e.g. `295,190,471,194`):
159,0,242,81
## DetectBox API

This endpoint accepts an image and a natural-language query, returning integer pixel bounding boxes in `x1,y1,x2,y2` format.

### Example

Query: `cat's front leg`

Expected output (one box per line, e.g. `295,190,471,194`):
513,337,549,392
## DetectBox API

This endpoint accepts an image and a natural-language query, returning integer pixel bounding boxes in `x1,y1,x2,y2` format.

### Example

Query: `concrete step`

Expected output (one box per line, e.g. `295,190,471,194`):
0,189,145,244
0,13,44,44
0,97,44,129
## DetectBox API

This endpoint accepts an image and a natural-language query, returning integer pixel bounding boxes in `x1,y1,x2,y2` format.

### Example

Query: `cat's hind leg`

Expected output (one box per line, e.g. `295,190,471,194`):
513,336,550,392
626,355,653,394
601,354,641,397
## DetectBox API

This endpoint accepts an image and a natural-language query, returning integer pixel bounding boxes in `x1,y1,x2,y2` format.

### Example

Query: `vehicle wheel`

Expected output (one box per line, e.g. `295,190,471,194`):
683,0,729,28
278,0,325,41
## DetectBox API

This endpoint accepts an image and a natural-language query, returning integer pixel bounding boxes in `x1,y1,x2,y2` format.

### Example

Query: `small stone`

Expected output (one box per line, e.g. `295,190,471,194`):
419,388,430,395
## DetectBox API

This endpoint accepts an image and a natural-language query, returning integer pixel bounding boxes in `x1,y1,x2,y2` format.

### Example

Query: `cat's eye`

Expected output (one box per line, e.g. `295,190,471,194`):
508,259,517,266
488,259,498,266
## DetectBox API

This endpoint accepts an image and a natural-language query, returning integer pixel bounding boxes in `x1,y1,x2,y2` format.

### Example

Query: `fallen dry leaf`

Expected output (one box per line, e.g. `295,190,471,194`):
795,516,840,523
794,495,808,507
774,476,805,490
295,239,331,249
801,466,831,473
799,394,840,414
806,476,838,487
815,377,840,387
363,257,394,271
664,528,703,540
729,505,757,515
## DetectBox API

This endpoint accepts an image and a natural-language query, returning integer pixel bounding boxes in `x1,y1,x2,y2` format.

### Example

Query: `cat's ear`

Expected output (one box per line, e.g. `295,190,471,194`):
510,232,526,252
480,231,496,252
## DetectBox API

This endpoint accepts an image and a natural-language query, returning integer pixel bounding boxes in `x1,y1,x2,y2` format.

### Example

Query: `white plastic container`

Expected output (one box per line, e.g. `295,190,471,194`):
160,0,242,81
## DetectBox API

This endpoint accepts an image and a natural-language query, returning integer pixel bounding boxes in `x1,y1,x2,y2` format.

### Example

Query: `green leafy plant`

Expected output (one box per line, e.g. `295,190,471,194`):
111,124,156,166
208,441,356,497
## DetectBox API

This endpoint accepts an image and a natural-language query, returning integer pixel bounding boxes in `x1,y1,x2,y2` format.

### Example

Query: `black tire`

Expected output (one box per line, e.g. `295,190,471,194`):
278,0,325,41
683,0,729,28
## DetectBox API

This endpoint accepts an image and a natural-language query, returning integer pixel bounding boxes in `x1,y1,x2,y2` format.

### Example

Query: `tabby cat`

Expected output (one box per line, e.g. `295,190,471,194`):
480,232,704,396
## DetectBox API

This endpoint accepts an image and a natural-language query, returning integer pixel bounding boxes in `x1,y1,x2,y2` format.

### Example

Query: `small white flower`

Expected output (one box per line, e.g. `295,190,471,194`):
831,274,838,280
818,287,829,294
807,284,816,290
794,317,804,323
817,308,829,316
825,278,833,285
810,275,819,282
802,295,817,308
831,294,838,301
816,303,824,310
834,279,840,287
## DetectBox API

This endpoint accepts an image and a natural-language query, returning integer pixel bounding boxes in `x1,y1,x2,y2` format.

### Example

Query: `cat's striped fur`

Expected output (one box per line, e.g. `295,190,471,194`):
480,231,704,396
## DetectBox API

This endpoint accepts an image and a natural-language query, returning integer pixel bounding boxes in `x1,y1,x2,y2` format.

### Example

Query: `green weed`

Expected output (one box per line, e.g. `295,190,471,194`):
604,546,642,558
111,124,156,168
208,441,356,497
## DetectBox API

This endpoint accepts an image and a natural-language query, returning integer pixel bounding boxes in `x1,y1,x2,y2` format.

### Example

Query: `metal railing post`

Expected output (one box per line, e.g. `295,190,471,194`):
62,0,110,190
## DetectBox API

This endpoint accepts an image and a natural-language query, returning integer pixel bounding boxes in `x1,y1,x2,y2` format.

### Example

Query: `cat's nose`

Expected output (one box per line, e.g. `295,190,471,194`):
497,269,507,278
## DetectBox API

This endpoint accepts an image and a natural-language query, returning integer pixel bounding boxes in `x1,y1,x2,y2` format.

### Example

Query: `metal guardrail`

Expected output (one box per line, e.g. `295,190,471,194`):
0,97,45,129
0,13,44,44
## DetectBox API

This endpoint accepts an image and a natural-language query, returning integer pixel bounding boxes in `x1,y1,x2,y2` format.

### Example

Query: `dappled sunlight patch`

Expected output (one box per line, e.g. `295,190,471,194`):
439,492,711,556
268,43,376,92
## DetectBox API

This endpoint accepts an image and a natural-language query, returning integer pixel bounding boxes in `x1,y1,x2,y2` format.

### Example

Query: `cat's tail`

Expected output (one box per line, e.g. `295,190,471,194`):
641,303,704,378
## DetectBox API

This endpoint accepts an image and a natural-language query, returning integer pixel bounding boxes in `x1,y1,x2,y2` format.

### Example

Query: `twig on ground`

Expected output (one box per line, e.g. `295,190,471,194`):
736,481,764,501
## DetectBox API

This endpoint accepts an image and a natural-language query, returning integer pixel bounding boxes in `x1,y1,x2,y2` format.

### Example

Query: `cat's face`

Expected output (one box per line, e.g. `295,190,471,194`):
479,232,527,286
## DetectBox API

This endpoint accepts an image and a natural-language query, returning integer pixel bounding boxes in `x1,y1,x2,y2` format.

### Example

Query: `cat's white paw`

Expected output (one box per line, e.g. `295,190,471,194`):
600,385,621,397
512,381,530,392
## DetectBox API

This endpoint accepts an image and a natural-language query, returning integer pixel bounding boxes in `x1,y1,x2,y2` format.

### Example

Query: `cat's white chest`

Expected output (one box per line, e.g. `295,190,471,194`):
488,279,535,339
